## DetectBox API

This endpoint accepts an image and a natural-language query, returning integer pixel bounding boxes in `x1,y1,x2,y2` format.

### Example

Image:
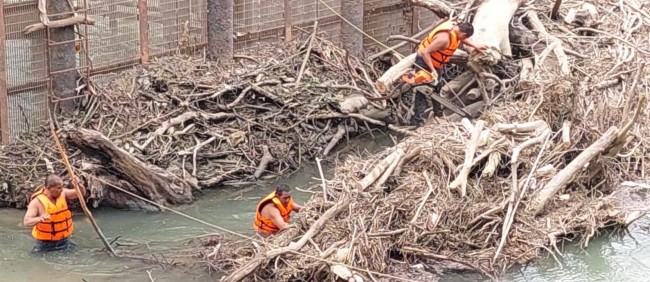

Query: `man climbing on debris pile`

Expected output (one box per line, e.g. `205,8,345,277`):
402,19,487,85
23,174,83,252
253,184,302,237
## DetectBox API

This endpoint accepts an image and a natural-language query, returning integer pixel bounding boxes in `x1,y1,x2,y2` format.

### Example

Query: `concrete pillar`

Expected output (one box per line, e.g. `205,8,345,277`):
0,1,9,143
341,0,364,58
207,0,233,63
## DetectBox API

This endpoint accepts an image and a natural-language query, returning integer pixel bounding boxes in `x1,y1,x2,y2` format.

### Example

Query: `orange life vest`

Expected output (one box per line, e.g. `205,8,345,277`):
30,189,74,241
417,20,461,70
253,192,294,235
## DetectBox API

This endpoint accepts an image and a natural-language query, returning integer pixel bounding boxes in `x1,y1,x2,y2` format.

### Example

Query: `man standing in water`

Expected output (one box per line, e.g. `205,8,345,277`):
253,184,302,237
23,174,83,252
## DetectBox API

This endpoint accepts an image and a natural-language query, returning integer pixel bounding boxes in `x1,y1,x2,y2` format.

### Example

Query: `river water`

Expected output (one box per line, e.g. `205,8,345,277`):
1,134,649,282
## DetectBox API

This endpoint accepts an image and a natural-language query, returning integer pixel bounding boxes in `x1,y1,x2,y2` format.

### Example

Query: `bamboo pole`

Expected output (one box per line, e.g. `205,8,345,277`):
48,112,117,256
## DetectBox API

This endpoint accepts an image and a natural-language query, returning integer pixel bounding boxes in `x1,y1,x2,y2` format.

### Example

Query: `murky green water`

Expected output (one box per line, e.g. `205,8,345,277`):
1,133,649,281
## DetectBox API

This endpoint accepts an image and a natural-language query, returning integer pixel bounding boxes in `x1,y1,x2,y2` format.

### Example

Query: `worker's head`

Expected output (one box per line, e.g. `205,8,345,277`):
274,184,292,206
44,174,64,198
454,22,475,40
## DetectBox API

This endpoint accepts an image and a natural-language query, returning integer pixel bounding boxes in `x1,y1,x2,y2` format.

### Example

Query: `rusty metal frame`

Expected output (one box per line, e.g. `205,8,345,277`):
0,1,8,144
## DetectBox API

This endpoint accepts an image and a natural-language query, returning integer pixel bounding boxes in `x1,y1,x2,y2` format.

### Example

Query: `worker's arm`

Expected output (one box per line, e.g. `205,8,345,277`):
23,200,48,227
63,176,84,200
417,33,450,73
292,202,302,212
268,207,290,230
462,38,488,52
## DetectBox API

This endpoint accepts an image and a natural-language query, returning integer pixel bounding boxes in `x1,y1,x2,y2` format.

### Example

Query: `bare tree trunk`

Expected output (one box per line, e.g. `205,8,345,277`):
207,0,233,63
48,0,78,111
468,0,524,67
341,0,364,57
68,128,194,209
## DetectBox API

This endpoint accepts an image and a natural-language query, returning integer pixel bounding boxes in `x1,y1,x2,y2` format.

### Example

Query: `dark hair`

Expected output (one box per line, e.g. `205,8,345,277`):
275,183,291,195
45,174,62,188
457,22,474,37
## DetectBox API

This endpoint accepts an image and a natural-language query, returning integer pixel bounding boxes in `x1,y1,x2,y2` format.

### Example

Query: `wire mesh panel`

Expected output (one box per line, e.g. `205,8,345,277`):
3,0,49,138
85,0,140,70
234,0,285,51
7,86,48,138
363,0,408,54
4,0,48,89
149,0,207,56
416,7,438,31
315,0,340,42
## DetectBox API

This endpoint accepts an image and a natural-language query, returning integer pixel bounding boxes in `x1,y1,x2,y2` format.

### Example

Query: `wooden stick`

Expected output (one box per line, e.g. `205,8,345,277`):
373,149,405,190
48,114,117,256
529,126,620,215
494,128,549,260
551,0,563,19
315,157,328,202
411,170,435,223
295,21,318,89
23,16,96,34
254,145,274,179
449,120,486,197
357,149,403,191
526,11,570,75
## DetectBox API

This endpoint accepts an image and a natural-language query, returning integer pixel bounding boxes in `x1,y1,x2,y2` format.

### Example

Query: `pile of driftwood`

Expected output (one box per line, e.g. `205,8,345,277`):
204,0,650,281
0,30,422,210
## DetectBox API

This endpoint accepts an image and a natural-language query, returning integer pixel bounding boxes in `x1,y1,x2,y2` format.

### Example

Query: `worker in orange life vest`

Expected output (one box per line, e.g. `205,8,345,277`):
402,20,488,85
23,174,84,252
253,184,302,237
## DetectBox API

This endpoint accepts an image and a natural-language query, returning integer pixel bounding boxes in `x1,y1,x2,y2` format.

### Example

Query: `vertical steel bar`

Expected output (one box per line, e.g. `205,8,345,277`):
0,2,9,143
83,0,92,79
284,0,292,42
138,0,150,63
46,17,53,109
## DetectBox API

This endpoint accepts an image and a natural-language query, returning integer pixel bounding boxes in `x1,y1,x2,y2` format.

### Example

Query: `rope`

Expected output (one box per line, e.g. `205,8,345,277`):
2,128,412,282
318,0,456,76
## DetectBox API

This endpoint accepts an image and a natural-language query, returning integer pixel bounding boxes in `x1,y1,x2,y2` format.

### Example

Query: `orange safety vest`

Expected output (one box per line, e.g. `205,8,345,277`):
253,192,294,235
418,20,461,70
30,189,74,241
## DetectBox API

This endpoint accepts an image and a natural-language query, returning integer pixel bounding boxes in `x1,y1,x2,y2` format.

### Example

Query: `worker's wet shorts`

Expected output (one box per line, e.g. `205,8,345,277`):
414,54,441,76
32,238,75,253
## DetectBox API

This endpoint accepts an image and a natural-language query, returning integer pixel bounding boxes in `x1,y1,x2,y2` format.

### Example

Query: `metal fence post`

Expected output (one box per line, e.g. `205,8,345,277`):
284,0,292,42
0,2,9,144
138,0,149,63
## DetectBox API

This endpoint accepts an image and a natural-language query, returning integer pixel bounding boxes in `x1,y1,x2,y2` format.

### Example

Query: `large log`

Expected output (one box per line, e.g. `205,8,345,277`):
468,0,524,68
528,126,619,216
67,128,194,209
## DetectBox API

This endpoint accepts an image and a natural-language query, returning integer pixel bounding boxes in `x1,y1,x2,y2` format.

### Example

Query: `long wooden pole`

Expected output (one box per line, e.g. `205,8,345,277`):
48,113,117,256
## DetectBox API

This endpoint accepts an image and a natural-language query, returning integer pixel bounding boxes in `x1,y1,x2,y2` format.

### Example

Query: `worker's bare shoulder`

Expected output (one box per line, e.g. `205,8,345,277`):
432,31,451,43
26,197,43,213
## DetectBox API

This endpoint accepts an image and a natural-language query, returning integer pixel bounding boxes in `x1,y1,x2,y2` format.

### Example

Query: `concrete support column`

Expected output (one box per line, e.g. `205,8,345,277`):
207,0,233,63
341,0,364,58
